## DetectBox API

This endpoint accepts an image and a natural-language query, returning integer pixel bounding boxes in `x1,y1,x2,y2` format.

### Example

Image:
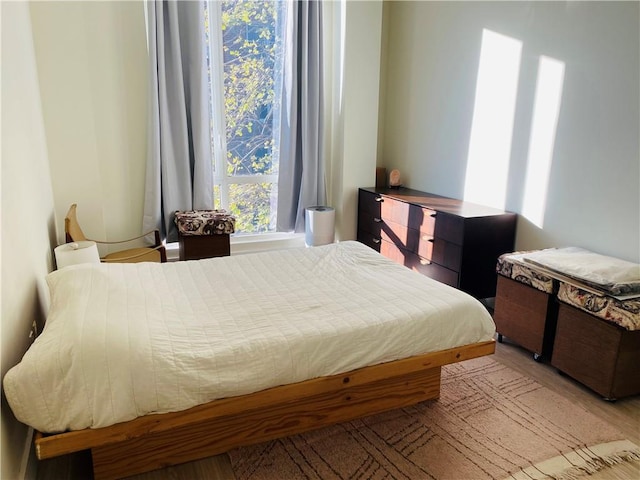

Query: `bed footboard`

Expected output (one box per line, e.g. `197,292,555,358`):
36,340,495,480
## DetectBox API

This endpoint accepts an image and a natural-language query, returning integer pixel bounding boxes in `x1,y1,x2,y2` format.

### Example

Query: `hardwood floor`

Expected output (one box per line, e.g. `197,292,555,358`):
36,340,640,480
492,339,640,480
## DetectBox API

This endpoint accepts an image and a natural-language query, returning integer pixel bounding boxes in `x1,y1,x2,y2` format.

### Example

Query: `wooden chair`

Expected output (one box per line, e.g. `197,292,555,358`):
65,204,167,263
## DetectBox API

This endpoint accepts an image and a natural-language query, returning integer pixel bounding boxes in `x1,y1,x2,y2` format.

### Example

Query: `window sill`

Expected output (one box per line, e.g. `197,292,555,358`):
165,232,305,261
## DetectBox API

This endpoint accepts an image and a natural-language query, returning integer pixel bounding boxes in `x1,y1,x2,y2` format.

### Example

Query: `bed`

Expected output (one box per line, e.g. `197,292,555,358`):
4,241,496,479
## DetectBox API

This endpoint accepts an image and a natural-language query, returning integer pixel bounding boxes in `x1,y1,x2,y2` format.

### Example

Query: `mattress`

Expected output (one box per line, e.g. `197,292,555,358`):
3,241,495,433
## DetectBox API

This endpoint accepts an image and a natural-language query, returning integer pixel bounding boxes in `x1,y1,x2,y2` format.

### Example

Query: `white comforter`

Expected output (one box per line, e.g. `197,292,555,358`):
3,241,495,433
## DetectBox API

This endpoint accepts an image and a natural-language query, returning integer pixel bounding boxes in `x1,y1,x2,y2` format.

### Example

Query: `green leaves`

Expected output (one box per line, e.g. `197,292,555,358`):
219,0,281,233
222,0,276,177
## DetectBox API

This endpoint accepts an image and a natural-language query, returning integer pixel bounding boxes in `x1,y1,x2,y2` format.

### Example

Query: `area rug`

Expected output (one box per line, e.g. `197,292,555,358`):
228,356,640,480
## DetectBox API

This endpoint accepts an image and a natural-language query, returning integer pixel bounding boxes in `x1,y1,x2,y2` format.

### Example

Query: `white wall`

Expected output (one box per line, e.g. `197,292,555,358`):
29,1,148,253
327,0,384,241
380,1,640,262
1,3,148,475
1,3,57,479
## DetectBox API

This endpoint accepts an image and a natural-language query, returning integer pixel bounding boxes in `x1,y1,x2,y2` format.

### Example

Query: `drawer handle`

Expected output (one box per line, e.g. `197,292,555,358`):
373,217,382,223
375,196,384,203
430,213,437,218
420,259,431,266
422,235,434,243
372,238,381,244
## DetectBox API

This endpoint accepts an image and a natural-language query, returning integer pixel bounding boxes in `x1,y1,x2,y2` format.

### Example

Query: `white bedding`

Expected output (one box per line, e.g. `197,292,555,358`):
3,241,495,433
522,247,640,295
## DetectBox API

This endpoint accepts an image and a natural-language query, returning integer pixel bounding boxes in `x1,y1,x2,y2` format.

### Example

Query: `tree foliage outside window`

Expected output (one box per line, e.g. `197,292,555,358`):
207,0,283,234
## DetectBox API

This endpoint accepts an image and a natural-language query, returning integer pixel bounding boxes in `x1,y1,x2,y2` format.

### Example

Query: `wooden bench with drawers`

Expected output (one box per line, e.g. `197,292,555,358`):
493,250,640,400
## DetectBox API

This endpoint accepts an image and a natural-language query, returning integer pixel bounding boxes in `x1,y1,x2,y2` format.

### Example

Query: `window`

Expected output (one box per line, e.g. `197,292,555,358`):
206,0,286,234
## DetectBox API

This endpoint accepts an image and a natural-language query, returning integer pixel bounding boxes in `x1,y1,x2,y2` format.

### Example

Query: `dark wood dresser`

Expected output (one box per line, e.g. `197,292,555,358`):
357,187,517,299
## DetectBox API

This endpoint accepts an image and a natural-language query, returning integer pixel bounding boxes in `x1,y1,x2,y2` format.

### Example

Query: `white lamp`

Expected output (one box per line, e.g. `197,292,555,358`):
54,241,100,269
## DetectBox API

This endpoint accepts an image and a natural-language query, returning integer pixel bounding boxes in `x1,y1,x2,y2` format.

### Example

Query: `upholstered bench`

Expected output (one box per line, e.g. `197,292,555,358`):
551,282,640,400
174,210,236,261
494,251,559,361
495,247,640,400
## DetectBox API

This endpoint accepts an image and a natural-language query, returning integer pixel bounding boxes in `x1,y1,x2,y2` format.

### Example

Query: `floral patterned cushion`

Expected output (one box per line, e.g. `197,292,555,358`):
558,283,640,331
174,210,236,236
496,251,556,294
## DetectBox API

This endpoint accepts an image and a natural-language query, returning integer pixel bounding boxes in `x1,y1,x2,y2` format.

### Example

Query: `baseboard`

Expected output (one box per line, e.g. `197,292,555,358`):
18,427,37,480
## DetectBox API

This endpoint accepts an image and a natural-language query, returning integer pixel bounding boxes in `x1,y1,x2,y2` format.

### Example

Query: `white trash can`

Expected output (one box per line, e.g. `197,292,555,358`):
305,206,335,247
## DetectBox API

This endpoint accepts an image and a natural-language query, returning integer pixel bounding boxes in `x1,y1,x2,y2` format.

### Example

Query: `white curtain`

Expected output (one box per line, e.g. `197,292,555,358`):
275,0,325,233
143,0,213,243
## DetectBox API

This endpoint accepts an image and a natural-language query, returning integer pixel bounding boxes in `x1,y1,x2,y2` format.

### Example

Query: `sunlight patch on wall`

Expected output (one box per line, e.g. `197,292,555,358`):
521,56,565,228
464,29,522,209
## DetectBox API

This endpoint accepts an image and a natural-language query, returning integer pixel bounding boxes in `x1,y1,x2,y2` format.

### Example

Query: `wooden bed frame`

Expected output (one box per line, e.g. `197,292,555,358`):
35,340,494,479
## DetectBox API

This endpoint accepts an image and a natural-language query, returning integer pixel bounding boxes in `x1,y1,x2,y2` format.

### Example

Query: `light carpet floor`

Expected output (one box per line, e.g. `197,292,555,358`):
229,356,640,480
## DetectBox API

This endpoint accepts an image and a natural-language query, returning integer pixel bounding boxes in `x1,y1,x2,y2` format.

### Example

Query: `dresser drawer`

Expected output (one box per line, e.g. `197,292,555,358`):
357,230,459,288
357,210,381,237
433,212,464,245
358,213,462,271
358,211,416,248
358,189,384,217
408,204,437,236
357,229,382,252
380,196,411,226
358,190,428,230
424,236,463,272
380,197,437,233
359,190,436,232
379,240,459,288
358,189,461,245
359,207,435,241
